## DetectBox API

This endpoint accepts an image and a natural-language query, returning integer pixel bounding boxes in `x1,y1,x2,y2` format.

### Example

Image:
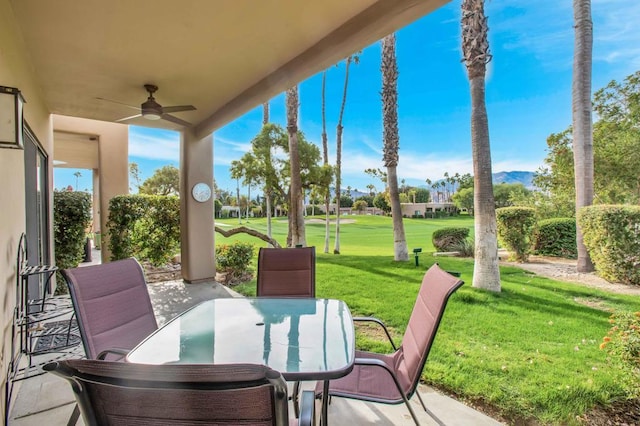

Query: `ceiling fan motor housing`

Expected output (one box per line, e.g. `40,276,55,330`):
141,98,162,120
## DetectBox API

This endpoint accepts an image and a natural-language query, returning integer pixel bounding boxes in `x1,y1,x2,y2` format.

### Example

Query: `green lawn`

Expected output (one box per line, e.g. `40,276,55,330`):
216,215,640,425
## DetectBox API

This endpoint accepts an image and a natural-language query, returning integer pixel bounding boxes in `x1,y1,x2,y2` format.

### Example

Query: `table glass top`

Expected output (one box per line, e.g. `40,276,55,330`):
127,298,355,380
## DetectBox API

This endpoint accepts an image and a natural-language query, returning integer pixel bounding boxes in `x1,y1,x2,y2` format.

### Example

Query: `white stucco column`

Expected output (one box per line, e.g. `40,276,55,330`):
180,129,215,283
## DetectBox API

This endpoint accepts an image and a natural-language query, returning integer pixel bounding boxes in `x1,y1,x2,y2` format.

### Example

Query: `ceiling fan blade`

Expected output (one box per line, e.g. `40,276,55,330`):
115,114,142,123
97,97,140,111
162,105,196,113
161,113,192,127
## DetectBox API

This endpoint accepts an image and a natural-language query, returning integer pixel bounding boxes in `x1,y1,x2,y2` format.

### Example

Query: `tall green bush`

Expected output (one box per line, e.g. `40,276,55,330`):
533,217,577,258
577,205,640,285
496,207,536,262
107,194,180,265
432,227,469,252
53,190,92,270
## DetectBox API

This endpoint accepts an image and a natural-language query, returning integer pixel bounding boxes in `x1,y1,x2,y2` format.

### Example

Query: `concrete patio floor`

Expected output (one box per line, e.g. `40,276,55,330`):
7,251,503,425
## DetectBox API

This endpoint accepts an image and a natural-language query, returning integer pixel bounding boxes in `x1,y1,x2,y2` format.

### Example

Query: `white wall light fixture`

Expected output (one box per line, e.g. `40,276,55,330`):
0,86,25,149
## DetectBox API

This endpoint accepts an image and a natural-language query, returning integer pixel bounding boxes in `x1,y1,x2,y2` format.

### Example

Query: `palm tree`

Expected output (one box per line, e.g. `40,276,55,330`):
262,101,274,239
572,0,595,273
367,183,376,196
461,0,501,292
381,33,409,261
286,86,306,247
73,171,82,190
262,101,269,125
334,54,358,254
320,70,331,253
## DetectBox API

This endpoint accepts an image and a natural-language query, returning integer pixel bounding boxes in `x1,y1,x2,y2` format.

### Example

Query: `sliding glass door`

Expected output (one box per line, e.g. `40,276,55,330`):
23,127,51,301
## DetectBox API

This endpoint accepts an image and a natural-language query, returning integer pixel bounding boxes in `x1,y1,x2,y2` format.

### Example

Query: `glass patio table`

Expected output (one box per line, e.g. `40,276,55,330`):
127,297,355,424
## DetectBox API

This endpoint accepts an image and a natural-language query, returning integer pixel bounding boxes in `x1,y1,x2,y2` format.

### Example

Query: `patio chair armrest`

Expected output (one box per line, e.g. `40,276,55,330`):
353,317,397,350
96,348,129,360
298,390,315,426
354,356,395,373
354,356,407,399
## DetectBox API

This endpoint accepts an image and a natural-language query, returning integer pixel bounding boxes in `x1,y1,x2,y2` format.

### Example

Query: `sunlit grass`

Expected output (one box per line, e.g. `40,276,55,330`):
217,215,639,424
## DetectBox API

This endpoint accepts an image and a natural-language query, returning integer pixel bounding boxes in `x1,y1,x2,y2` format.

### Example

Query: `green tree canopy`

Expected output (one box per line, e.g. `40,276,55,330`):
355,195,374,207
414,188,430,203
373,192,391,213
338,195,353,208
536,71,640,209
139,165,180,196
230,123,324,211
452,187,474,212
353,199,368,213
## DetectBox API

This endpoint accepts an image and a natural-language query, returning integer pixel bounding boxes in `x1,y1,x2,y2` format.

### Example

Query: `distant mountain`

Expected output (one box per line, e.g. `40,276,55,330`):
492,171,536,190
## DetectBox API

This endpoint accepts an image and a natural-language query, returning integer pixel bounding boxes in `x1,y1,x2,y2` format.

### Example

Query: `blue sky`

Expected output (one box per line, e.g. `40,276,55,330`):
55,0,640,195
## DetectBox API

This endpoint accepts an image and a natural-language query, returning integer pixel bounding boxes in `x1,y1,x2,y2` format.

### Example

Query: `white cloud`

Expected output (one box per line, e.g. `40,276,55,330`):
213,136,252,166
488,0,640,70
128,129,179,161
592,1,640,69
339,146,543,187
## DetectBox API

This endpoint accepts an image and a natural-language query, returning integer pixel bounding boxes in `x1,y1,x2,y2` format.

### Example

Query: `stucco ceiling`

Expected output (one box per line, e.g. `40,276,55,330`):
10,0,449,139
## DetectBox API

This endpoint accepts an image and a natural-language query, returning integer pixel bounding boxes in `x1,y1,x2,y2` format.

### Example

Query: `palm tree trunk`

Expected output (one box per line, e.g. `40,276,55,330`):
263,101,269,125
572,0,594,273
469,76,501,291
462,0,501,292
262,102,273,240
381,33,408,261
334,57,353,255
286,86,306,247
266,189,272,238
387,167,408,260
321,70,331,253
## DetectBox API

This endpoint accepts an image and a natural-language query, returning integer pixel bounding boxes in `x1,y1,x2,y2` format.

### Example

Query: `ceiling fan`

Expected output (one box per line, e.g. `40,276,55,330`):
98,84,196,127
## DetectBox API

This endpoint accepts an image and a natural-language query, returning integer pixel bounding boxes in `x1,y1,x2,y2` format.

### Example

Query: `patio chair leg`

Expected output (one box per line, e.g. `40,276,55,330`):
67,404,80,426
415,391,445,426
401,393,422,426
416,391,427,411
293,380,300,418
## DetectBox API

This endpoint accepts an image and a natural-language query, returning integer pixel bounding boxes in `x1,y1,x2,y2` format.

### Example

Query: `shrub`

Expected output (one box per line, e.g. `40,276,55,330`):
131,197,180,265
452,237,475,258
353,199,368,214
306,205,325,216
432,227,470,252
54,191,92,293
107,194,180,266
216,241,255,283
600,311,640,398
496,207,536,262
54,190,92,271
533,217,577,258
578,205,640,285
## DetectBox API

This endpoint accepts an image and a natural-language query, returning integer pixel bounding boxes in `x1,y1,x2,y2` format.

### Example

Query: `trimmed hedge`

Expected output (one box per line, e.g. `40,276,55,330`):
107,194,180,266
577,205,640,285
432,227,469,252
53,190,92,271
496,207,536,262
533,217,577,258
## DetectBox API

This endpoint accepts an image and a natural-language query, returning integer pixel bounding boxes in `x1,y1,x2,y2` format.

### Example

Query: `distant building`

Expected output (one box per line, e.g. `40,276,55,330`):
400,202,457,218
